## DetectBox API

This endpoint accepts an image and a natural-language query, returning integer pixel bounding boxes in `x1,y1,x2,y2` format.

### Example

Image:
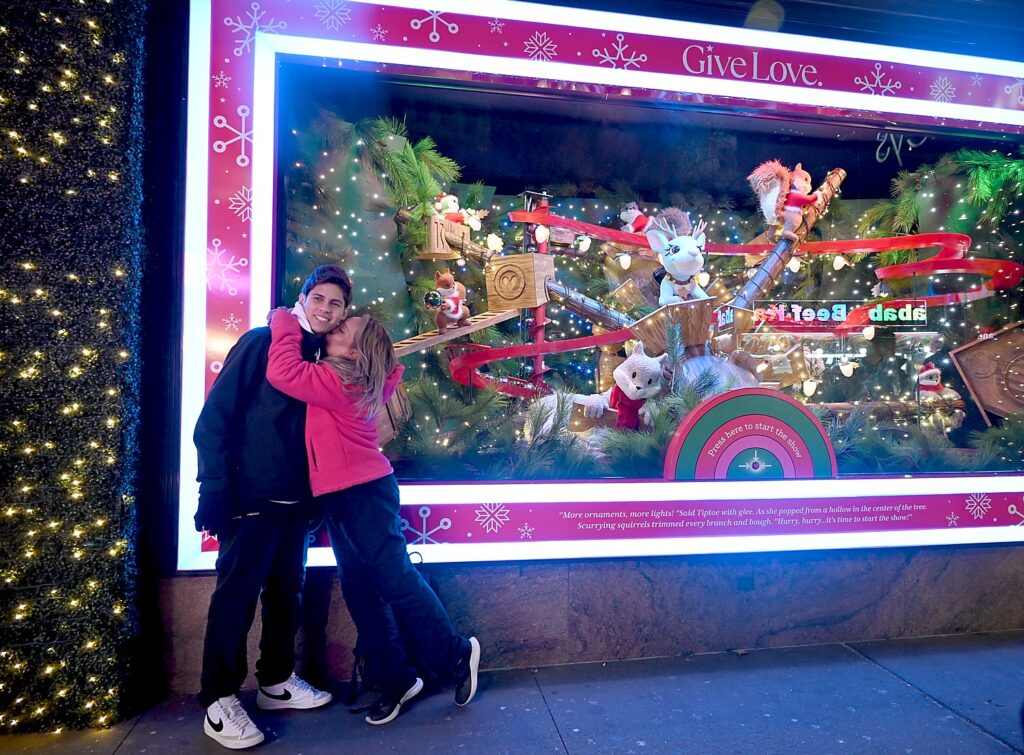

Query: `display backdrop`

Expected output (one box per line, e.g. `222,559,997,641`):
180,0,1024,570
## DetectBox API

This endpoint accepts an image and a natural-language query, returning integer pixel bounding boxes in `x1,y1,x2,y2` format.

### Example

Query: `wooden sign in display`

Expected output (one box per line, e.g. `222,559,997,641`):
950,321,1024,426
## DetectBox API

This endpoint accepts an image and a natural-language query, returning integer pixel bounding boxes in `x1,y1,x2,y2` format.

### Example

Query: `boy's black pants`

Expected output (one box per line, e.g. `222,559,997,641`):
198,502,307,708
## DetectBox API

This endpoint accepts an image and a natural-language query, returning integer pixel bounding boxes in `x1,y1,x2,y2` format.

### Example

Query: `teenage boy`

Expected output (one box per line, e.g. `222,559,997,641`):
193,265,350,749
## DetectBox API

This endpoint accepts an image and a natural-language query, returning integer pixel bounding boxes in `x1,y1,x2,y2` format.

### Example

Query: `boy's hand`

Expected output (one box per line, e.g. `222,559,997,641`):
194,491,236,538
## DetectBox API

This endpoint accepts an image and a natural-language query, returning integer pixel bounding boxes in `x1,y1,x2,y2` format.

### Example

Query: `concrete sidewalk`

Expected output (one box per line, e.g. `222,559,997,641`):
6,630,1024,754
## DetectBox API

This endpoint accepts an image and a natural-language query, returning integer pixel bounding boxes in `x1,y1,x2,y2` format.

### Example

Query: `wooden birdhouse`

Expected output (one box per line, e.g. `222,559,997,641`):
485,253,555,311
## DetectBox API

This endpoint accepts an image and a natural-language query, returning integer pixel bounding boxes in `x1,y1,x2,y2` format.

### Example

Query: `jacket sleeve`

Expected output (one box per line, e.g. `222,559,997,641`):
192,329,265,495
267,310,351,410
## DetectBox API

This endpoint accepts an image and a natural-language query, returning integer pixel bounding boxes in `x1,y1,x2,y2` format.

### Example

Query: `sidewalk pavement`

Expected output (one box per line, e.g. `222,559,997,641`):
5,630,1024,754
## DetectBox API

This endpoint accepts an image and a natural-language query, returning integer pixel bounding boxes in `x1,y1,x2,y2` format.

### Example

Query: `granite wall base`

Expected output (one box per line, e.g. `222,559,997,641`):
161,545,1024,695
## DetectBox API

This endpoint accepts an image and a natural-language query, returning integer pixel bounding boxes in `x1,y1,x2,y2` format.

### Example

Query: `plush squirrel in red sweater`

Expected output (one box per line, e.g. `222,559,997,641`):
433,268,471,331
747,160,821,242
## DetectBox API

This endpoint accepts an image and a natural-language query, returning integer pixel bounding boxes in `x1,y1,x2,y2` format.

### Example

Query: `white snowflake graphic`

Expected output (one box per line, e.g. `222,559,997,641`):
930,76,956,103
314,0,351,32
1005,77,1024,105
946,512,959,527
518,522,534,539
206,239,249,296
475,502,510,533
228,185,252,222
1008,502,1024,526
965,493,991,520
854,62,902,96
371,24,388,41
224,2,286,57
524,30,557,62
489,18,504,34
222,312,242,331
410,11,459,43
213,105,252,168
971,74,983,86
593,33,647,70
212,70,232,88
400,505,452,544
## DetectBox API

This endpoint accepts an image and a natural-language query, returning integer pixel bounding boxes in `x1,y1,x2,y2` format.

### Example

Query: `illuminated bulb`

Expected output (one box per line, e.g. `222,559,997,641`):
862,325,876,340
839,361,859,378
533,225,549,244
696,271,711,287
787,257,801,273
802,379,818,397
833,255,849,271
485,233,503,252
616,253,632,271
575,235,592,253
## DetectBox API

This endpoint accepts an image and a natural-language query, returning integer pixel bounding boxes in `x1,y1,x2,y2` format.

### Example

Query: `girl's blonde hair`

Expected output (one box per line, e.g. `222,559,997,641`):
322,316,396,418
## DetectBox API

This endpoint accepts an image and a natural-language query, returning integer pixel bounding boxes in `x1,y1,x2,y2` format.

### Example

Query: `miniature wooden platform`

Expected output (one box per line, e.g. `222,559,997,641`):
393,310,519,358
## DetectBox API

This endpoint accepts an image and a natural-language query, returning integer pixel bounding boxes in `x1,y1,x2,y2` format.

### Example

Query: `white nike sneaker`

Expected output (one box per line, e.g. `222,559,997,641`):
204,695,265,750
257,672,333,710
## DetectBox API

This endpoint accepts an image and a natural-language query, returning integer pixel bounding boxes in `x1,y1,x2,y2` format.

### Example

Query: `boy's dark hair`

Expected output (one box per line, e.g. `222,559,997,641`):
301,264,352,306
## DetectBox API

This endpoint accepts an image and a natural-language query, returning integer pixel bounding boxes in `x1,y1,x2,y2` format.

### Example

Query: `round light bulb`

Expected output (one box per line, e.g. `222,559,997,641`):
839,362,856,378
696,271,711,287
576,235,592,253
534,225,549,244
787,257,802,273
802,379,819,397
862,325,876,340
486,233,503,252
617,253,632,271
833,255,849,271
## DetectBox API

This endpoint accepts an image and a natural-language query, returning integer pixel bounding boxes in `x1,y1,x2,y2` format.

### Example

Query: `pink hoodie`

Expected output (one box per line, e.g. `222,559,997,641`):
267,310,404,497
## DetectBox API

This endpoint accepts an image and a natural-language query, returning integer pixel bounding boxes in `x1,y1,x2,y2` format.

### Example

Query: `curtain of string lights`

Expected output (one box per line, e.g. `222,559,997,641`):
0,0,145,732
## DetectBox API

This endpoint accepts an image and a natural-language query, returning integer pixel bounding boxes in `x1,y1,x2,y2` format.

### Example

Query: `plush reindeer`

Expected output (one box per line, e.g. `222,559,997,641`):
645,214,710,306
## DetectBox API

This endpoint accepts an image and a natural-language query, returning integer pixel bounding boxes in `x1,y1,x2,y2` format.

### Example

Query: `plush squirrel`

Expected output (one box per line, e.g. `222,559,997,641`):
644,213,710,306
916,362,965,433
433,269,471,331
619,202,651,234
581,341,668,430
747,160,820,242
433,192,488,232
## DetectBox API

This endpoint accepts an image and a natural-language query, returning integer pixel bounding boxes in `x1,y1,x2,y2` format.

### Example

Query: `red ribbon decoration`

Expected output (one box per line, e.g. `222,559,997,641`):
509,210,1022,334
464,214,1023,392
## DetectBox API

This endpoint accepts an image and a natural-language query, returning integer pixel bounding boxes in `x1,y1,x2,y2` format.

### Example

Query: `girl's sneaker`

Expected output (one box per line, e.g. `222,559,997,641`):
454,636,480,706
365,677,424,725
204,695,265,750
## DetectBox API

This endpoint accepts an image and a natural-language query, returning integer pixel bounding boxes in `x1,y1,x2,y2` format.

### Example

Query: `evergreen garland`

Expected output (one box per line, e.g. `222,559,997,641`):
0,0,145,731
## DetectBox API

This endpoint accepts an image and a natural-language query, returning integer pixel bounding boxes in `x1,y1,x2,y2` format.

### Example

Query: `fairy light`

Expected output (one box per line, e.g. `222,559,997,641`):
0,4,141,734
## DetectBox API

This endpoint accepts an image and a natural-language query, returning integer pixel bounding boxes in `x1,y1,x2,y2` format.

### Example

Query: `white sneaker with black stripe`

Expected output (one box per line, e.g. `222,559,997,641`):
204,695,265,750
256,672,333,710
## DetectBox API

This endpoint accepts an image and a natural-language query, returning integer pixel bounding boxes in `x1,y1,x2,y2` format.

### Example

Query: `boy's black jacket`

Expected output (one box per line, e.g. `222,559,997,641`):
194,325,323,503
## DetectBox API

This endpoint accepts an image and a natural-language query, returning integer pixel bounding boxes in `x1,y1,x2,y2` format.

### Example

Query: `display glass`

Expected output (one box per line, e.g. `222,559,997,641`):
179,0,1024,569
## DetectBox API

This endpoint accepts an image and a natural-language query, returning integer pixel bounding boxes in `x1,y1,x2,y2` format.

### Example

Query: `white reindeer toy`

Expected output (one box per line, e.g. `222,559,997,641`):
646,216,710,306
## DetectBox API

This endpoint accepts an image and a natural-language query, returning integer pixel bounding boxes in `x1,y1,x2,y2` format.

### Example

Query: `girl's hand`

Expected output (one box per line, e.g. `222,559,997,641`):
267,306,291,324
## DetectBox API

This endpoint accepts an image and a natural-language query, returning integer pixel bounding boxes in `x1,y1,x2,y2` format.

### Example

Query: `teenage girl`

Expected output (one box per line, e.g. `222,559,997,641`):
266,308,479,725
